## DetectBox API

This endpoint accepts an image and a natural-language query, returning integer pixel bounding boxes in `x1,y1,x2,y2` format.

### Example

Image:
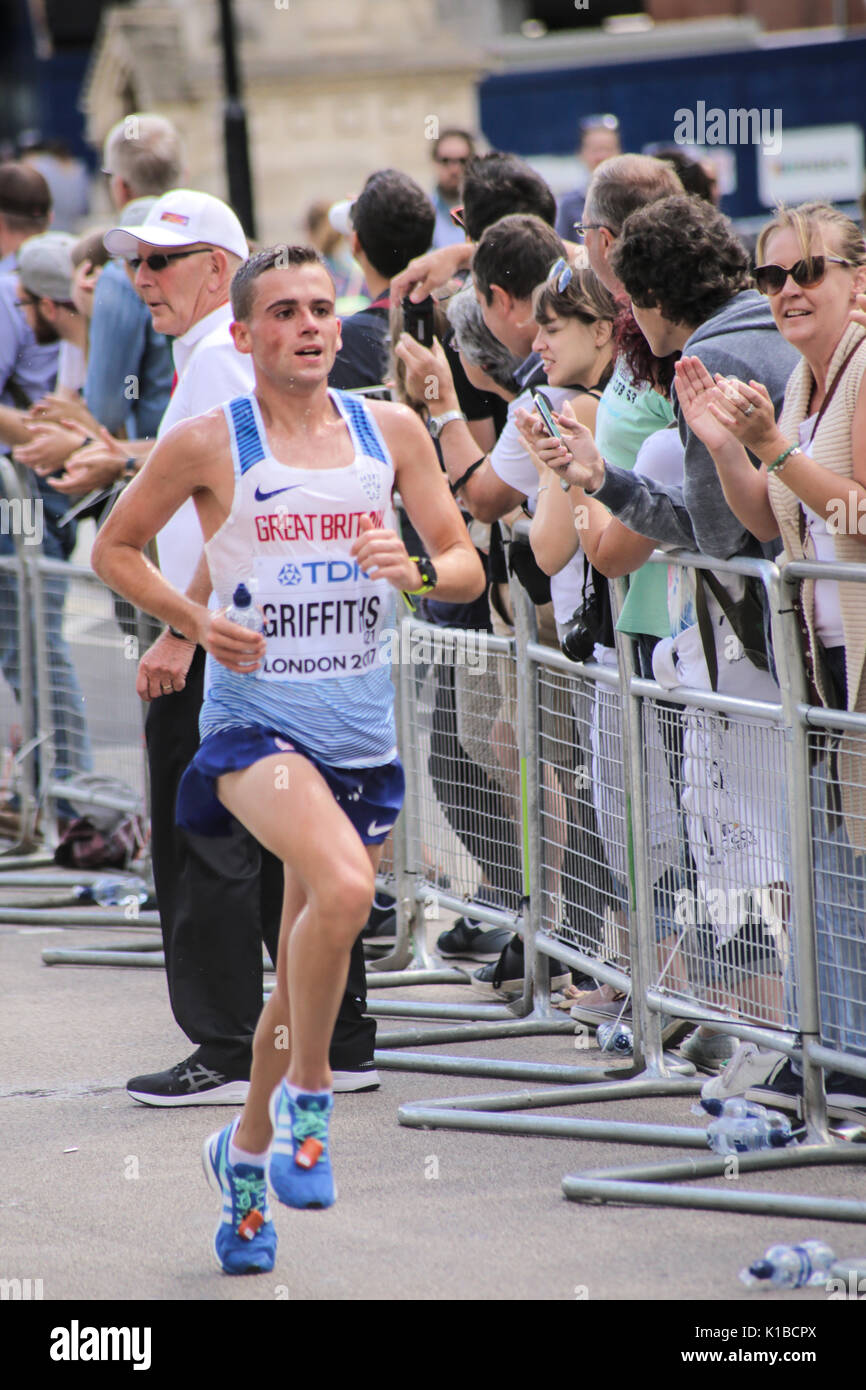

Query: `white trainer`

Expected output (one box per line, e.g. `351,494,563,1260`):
700,1042,786,1103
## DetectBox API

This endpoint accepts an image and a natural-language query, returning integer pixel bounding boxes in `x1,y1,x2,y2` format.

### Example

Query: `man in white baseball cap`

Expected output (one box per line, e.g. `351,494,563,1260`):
105,187,249,263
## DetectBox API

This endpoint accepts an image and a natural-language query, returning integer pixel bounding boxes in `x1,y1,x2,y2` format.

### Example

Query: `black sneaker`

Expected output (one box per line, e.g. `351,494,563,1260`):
745,1057,804,1116
127,1051,250,1107
470,936,571,1000
825,1069,866,1125
362,893,397,947
437,918,513,962
332,1062,380,1093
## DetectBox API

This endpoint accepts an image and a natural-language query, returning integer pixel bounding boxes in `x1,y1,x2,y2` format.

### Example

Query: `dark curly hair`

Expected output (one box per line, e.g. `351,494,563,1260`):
610,195,750,328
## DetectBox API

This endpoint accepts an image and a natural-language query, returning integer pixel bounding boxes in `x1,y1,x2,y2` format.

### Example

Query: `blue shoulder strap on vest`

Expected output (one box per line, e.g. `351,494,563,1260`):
226,395,266,475
333,390,388,465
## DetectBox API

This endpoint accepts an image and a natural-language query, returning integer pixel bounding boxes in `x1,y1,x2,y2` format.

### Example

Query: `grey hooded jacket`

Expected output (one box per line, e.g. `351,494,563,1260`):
591,289,799,559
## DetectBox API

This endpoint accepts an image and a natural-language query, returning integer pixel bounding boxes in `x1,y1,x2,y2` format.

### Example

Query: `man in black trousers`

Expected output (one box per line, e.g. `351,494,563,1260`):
101,188,379,1102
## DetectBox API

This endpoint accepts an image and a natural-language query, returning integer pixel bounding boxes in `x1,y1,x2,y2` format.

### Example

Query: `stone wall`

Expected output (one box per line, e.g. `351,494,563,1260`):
83,0,487,241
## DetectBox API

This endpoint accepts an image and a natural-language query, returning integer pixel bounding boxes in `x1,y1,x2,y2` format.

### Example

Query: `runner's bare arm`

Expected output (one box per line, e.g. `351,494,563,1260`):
92,411,265,671
358,401,485,602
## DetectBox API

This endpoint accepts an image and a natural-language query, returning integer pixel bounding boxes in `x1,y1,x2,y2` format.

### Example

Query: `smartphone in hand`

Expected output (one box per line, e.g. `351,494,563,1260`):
532,389,563,439
402,295,436,347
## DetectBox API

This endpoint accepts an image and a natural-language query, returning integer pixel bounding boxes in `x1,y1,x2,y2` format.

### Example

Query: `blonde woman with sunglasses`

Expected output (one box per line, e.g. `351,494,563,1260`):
674,202,866,1120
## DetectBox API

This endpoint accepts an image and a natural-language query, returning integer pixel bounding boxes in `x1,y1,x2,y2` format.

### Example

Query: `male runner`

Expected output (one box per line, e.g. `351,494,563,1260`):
92,245,483,1273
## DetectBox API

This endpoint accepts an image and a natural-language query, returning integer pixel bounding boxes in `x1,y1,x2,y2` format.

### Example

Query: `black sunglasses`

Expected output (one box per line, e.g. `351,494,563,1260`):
573,221,608,241
127,247,212,273
754,255,853,296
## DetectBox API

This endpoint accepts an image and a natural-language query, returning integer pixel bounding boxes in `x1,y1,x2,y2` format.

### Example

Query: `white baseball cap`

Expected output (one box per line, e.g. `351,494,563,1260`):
104,189,248,260
327,198,355,237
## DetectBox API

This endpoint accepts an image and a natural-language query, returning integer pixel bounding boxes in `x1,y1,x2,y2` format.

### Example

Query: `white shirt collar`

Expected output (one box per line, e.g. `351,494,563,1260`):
172,300,234,378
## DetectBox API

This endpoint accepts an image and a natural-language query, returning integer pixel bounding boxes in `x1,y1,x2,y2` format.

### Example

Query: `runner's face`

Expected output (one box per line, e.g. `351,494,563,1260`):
246,264,341,387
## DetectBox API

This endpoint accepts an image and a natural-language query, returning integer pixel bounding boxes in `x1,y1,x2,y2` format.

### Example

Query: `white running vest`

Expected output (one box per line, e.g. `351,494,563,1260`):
200,390,398,766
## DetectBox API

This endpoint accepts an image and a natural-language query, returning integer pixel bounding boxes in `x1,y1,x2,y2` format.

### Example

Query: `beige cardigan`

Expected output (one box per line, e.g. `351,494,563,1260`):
769,320,866,846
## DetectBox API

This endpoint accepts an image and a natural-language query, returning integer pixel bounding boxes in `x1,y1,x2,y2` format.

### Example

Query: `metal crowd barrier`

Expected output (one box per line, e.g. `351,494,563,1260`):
368,597,575,1050
0,459,154,945
3,455,865,1221
398,545,866,1223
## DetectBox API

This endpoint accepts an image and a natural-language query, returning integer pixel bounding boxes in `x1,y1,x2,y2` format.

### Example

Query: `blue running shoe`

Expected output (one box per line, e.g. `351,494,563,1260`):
202,1122,277,1274
268,1083,336,1209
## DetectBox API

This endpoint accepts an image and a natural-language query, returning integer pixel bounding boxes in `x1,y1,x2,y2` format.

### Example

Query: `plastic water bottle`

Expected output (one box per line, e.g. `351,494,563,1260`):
225,583,263,632
700,1095,768,1119
740,1240,836,1288
596,1020,633,1054
78,876,150,908
706,1103,794,1154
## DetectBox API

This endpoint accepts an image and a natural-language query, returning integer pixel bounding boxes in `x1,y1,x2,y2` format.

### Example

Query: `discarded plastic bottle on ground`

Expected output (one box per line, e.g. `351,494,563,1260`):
699,1095,768,1119
596,1020,633,1054
225,583,264,632
82,876,150,908
706,1103,794,1154
740,1240,836,1288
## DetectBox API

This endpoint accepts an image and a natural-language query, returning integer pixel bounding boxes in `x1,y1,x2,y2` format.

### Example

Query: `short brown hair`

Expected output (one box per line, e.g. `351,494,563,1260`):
0,162,51,232
472,214,565,304
230,244,333,321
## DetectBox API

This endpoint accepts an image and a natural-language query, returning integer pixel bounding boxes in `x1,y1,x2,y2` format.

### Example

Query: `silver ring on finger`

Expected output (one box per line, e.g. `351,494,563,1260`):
742,402,755,417
161,682,173,692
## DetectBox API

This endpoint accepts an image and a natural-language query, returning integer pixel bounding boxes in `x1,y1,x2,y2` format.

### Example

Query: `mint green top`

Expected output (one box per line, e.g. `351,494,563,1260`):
594,358,674,639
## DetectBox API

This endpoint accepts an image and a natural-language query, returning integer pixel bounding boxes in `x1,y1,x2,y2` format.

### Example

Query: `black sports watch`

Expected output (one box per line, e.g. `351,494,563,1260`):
406,554,438,595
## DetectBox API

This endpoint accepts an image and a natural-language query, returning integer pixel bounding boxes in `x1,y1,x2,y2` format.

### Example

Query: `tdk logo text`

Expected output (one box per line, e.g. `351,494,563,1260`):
277,560,364,586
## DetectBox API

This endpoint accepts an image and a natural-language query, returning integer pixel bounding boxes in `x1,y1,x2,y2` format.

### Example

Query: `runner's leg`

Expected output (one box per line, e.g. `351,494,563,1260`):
216,752,375,1133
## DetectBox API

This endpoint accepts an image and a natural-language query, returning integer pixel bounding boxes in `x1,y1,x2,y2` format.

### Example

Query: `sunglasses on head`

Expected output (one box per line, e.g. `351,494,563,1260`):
547,257,573,294
127,247,212,273
754,255,853,296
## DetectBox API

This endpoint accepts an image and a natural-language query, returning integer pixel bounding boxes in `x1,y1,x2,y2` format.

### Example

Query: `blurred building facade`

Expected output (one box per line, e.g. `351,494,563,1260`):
83,0,489,242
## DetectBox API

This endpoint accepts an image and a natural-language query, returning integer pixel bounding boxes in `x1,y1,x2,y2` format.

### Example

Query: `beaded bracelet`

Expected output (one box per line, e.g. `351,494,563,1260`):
767,444,802,474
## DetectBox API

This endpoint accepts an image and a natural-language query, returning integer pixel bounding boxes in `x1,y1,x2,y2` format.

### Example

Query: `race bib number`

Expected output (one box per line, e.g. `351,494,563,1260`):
252,553,389,681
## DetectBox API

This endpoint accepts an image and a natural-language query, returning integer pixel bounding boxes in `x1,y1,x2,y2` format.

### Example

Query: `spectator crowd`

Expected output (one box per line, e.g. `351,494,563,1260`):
1,107,865,1192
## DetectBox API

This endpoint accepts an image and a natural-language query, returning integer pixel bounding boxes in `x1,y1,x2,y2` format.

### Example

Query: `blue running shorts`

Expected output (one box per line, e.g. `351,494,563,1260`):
177,725,404,843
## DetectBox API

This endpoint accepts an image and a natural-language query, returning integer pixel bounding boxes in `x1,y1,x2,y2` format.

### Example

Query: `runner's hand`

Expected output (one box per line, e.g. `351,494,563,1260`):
200,609,266,674
351,513,425,592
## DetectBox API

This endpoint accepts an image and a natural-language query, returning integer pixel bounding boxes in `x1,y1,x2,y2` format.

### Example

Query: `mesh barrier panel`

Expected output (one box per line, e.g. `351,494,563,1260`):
644,692,793,1031
807,725,866,1061
537,660,627,971
405,622,522,922
35,565,148,816
0,557,30,820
